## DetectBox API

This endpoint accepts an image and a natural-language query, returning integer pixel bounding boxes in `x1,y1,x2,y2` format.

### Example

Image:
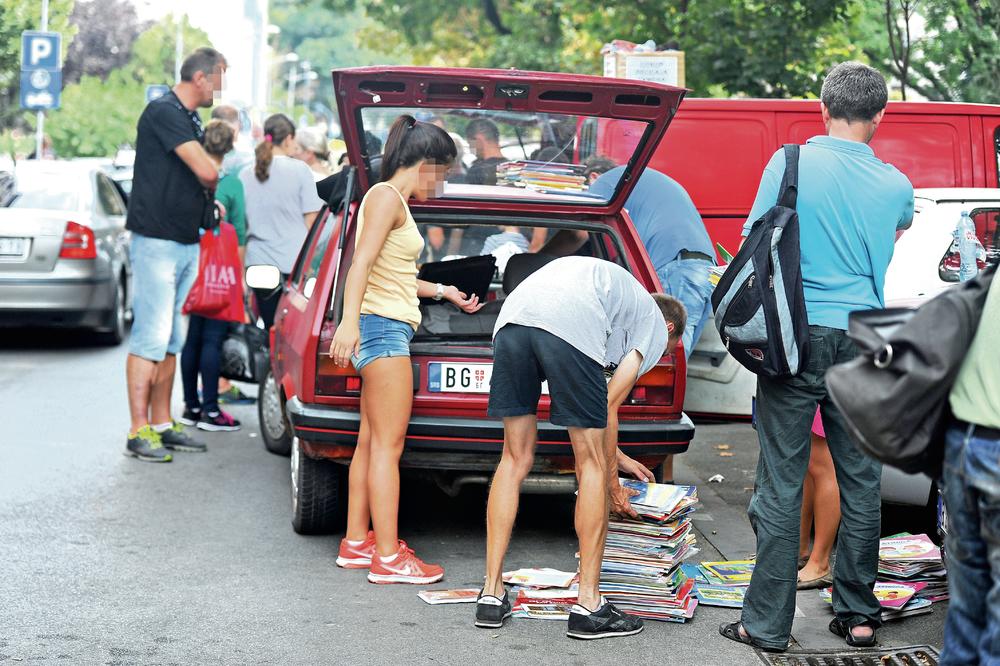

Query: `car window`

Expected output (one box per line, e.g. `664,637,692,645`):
96,174,126,216
296,208,336,298
938,207,998,281
10,176,80,211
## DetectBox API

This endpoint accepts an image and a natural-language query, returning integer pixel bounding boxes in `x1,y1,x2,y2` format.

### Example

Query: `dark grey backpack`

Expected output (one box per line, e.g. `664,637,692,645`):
710,145,810,377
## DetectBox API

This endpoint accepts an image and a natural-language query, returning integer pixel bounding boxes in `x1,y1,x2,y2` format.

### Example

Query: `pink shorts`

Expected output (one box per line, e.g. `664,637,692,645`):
812,407,825,438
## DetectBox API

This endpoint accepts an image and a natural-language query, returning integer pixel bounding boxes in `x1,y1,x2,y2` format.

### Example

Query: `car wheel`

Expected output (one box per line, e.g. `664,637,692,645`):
291,437,345,535
95,276,126,346
259,367,292,456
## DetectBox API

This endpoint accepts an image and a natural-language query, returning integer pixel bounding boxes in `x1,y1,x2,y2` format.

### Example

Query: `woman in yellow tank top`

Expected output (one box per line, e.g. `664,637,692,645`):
329,115,483,583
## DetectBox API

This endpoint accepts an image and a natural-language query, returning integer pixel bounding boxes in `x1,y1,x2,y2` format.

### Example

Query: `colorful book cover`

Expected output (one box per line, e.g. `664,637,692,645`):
694,585,746,608
699,560,755,585
878,534,941,561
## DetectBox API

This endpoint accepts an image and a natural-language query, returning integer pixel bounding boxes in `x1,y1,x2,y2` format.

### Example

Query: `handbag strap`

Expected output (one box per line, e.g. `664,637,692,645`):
777,144,800,210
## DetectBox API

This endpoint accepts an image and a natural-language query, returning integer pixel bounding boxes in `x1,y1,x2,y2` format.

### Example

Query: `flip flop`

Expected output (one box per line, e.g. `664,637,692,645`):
796,572,833,590
718,622,786,653
829,618,877,648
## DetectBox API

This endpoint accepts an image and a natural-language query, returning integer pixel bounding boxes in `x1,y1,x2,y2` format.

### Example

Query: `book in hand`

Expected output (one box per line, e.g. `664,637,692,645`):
417,589,481,605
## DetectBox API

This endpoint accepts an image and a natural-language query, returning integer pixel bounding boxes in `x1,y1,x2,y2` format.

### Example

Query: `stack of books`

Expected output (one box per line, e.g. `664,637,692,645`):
878,533,949,603
496,160,587,193
599,481,700,622
686,560,754,608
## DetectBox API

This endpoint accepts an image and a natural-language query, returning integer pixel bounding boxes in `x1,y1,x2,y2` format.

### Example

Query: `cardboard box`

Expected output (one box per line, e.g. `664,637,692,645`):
603,50,685,88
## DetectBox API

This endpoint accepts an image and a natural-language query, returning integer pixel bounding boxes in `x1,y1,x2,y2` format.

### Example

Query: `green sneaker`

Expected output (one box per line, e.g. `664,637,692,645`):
159,421,208,453
125,426,173,462
218,386,255,405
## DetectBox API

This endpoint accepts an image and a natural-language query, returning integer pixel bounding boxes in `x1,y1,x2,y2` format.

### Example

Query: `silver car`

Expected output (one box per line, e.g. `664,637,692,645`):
0,160,131,344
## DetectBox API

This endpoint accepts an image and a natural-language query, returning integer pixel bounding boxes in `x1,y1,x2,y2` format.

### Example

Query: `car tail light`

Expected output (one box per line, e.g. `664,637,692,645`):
315,353,362,396
630,364,675,406
59,222,96,259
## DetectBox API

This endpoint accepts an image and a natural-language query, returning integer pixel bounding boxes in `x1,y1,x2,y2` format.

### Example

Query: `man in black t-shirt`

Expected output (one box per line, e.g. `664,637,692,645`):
464,118,506,186
124,47,226,463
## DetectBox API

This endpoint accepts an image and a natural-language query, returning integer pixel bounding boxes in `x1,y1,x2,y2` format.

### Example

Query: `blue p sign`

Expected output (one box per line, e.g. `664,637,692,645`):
21,31,61,70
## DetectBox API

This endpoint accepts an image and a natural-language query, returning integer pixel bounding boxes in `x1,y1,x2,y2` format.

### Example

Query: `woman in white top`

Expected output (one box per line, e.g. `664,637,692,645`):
240,114,325,328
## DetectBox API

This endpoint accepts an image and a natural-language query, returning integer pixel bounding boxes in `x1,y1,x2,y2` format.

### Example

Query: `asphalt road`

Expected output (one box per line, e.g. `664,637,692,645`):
0,330,945,665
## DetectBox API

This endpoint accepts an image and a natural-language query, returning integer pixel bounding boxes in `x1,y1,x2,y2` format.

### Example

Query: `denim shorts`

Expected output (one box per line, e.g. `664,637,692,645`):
128,233,199,362
352,313,414,372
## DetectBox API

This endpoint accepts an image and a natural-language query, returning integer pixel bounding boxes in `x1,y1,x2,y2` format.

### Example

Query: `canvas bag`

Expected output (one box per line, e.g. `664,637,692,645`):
711,145,810,377
826,263,996,478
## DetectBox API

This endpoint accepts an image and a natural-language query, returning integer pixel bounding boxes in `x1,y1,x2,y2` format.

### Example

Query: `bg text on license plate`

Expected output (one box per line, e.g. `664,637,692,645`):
427,362,550,394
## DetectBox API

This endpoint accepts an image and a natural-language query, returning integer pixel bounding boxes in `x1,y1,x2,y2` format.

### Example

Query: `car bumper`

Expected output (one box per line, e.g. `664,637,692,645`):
0,274,113,326
286,396,695,459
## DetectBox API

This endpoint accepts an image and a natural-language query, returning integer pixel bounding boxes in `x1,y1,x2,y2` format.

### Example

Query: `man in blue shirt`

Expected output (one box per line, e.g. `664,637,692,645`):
583,159,717,360
719,62,914,654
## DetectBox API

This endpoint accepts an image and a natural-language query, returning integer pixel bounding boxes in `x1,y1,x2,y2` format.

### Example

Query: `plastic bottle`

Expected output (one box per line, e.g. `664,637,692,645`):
956,210,979,282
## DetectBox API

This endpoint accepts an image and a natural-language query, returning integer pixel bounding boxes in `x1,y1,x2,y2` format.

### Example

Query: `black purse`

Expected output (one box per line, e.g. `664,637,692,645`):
220,293,269,383
825,263,996,478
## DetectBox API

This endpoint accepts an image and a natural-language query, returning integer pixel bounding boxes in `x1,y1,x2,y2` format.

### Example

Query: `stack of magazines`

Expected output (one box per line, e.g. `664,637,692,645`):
685,560,754,608
878,533,949,603
496,160,587,193
599,481,700,622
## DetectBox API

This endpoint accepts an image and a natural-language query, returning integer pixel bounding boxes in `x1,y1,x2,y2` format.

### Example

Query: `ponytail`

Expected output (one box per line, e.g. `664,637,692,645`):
380,114,457,182
255,113,296,182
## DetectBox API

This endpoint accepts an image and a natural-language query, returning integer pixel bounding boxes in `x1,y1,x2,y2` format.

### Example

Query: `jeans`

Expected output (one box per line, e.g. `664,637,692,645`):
741,326,882,649
351,313,414,372
180,315,229,413
940,423,1000,665
656,258,715,360
128,233,199,361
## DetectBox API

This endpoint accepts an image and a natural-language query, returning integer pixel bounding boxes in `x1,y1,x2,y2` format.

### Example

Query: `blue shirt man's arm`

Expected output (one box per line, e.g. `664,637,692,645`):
897,182,915,230
742,150,785,238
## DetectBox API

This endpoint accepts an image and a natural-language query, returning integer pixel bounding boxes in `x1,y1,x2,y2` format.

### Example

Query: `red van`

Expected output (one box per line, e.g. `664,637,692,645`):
252,67,696,534
598,98,1000,258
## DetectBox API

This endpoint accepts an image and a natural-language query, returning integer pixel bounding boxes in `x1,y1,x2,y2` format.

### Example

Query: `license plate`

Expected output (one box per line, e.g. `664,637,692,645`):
427,362,550,394
0,237,27,257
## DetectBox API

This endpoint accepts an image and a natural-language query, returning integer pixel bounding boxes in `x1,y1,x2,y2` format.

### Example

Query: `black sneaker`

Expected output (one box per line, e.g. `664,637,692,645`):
197,409,241,432
159,422,208,452
218,386,256,405
125,426,172,463
178,407,202,427
474,589,512,628
566,601,643,640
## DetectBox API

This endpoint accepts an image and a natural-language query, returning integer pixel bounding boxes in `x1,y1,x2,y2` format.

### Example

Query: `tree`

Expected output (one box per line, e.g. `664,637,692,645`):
0,0,76,130
43,15,212,157
63,0,148,84
327,0,861,97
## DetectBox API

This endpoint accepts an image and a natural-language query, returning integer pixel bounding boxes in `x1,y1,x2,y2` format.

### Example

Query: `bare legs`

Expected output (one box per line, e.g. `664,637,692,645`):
798,433,841,580
483,419,609,610
344,357,412,556
126,353,177,433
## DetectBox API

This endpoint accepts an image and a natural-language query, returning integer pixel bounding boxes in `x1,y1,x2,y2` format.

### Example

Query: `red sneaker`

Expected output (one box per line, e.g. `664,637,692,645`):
336,531,376,569
367,541,444,585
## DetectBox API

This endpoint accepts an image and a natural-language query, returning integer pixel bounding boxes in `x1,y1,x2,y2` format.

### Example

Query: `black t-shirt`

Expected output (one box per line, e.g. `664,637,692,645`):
466,156,505,186
126,91,207,244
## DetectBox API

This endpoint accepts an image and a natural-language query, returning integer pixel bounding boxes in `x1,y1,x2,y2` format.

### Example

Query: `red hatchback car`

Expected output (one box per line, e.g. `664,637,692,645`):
251,67,696,534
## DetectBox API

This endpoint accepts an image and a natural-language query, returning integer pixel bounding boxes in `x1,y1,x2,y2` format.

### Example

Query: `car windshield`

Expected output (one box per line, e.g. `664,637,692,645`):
357,107,648,206
10,172,81,211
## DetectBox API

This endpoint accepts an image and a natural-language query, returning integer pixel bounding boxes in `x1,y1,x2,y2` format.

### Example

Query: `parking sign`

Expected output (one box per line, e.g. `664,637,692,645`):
20,31,62,111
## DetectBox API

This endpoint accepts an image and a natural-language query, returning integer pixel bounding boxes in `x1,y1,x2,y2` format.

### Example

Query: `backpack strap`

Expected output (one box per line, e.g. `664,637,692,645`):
777,144,800,209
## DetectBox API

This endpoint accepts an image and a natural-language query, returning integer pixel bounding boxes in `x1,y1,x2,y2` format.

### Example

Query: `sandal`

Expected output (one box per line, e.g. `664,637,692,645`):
829,618,877,648
719,622,786,653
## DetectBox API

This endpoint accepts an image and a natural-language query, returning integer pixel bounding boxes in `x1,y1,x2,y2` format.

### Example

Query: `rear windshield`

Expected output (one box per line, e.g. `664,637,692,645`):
408,219,627,341
11,171,82,211
357,107,648,206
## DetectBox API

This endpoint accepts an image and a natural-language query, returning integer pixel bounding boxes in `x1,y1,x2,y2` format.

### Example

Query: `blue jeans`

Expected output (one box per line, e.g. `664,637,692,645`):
128,233,199,361
351,313,414,372
940,423,1000,665
742,326,882,649
657,258,714,360
181,315,229,413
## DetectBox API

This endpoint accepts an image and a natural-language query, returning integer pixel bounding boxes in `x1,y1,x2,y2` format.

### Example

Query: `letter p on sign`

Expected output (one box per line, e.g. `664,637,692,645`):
21,32,61,70
30,39,52,66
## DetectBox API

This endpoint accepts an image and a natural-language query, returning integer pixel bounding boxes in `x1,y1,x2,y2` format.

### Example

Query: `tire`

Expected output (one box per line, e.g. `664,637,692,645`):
291,436,346,535
95,276,126,346
259,367,292,456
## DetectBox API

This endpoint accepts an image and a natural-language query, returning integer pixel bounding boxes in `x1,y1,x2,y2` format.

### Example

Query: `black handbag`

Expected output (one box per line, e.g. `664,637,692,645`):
220,293,270,383
825,263,996,478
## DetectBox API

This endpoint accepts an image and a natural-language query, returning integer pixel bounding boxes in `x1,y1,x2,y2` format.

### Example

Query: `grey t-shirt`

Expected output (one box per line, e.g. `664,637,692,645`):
494,256,668,377
242,155,324,273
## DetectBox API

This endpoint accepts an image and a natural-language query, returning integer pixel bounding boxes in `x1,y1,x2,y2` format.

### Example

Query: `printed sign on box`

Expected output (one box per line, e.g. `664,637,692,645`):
625,53,681,86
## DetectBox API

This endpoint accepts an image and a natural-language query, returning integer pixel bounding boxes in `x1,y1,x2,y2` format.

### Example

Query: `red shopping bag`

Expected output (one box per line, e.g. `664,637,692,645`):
182,222,245,322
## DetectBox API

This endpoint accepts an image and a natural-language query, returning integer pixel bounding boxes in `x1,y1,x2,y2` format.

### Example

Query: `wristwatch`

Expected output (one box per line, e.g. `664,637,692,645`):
433,283,445,301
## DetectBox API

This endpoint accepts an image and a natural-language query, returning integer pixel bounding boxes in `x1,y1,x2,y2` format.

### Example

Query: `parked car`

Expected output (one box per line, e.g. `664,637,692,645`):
0,160,131,343
250,66,696,534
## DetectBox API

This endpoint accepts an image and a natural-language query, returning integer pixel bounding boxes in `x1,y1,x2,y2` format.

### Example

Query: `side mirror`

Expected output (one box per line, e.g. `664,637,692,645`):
246,264,281,290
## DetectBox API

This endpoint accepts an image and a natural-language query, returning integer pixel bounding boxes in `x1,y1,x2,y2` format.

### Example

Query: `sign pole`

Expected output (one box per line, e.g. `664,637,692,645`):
35,0,49,159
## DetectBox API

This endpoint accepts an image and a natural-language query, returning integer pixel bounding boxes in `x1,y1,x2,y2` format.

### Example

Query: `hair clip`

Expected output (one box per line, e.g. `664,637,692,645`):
265,133,273,143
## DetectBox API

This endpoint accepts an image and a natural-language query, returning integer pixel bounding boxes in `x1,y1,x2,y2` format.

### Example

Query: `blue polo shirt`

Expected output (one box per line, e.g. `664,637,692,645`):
744,135,914,330
591,166,715,272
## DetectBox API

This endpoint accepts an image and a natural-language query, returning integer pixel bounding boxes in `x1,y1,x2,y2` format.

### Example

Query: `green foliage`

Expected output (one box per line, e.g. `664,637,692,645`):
43,15,212,157
0,0,76,129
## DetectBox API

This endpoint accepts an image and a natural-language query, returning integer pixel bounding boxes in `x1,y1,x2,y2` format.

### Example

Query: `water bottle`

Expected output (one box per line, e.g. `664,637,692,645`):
956,210,979,282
